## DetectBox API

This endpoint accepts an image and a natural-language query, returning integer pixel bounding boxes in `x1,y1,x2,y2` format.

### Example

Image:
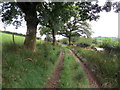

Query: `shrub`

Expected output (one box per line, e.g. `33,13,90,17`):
99,38,120,53
75,37,92,47
59,38,68,45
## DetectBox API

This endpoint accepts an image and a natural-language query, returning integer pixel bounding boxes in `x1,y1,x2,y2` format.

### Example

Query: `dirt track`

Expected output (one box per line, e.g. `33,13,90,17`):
69,50,102,88
44,49,101,88
44,50,65,88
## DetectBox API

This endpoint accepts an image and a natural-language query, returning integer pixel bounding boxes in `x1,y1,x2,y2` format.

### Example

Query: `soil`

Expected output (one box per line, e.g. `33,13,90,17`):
69,50,102,88
44,50,65,88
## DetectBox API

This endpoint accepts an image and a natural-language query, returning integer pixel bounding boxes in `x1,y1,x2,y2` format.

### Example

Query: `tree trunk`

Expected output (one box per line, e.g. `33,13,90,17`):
52,29,57,45
68,36,71,45
16,2,39,52
24,18,38,52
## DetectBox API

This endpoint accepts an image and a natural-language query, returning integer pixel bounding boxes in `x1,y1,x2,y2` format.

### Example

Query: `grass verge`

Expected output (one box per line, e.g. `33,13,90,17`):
2,32,61,88
73,47,120,88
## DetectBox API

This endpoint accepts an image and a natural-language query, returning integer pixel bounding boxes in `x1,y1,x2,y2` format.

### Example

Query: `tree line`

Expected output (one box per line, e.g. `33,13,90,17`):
1,1,119,51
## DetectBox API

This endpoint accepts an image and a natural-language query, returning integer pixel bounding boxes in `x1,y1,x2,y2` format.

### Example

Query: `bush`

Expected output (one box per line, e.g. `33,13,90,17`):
75,37,92,47
99,38,120,53
76,43,90,47
59,38,68,45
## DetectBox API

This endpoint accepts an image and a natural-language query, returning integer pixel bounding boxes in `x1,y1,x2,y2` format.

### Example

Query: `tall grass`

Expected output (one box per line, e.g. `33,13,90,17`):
2,43,61,88
59,48,90,88
2,32,61,88
73,47,119,88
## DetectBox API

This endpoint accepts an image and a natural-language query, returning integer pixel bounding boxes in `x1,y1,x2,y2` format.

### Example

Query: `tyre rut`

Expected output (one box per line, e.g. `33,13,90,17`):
44,50,65,88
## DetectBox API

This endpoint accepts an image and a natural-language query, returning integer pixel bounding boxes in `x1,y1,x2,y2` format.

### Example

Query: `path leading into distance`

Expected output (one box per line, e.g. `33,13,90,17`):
44,49,101,88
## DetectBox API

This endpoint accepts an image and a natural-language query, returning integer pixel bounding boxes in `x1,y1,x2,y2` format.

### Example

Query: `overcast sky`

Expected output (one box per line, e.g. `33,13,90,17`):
90,11,118,37
0,0,119,39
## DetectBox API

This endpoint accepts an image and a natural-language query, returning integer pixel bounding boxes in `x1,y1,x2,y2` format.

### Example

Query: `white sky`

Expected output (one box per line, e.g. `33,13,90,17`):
90,11,118,37
0,0,119,39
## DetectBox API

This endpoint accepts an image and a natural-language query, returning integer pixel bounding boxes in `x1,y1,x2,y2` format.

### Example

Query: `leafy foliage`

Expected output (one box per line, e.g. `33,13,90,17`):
38,2,75,45
60,18,91,35
59,38,68,45
58,17,92,45
112,1,120,12
99,38,120,52
1,2,23,28
75,37,93,46
75,2,101,21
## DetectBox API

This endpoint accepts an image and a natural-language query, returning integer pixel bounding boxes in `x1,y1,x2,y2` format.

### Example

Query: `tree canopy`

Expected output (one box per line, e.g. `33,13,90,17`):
58,17,92,45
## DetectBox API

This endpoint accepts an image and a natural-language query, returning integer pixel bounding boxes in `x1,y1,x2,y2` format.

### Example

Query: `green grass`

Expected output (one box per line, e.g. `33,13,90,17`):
2,32,25,45
2,32,61,88
73,47,120,88
1,32,43,45
59,48,90,88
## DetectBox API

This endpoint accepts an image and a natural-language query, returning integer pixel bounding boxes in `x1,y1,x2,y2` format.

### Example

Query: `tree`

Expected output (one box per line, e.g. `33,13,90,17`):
39,2,103,45
1,1,118,51
1,2,40,51
58,17,92,45
58,1,120,45
113,1,120,12
38,2,74,45
39,26,52,43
